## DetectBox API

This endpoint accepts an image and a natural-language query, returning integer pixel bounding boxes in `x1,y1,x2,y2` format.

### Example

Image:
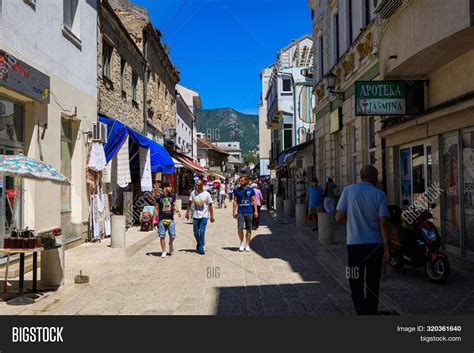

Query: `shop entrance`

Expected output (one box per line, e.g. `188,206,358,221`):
0,96,24,248
0,147,23,247
399,142,432,208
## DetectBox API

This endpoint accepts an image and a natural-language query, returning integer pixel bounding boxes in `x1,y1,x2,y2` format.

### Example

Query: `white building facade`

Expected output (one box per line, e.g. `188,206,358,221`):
176,85,201,162
0,0,98,245
264,35,315,162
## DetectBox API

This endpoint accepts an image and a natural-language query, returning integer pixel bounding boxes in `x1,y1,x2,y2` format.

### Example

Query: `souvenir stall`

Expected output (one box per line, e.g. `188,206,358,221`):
98,115,175,232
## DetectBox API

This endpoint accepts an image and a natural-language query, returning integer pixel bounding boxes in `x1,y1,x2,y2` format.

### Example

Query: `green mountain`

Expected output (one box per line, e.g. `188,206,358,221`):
196,108,259,155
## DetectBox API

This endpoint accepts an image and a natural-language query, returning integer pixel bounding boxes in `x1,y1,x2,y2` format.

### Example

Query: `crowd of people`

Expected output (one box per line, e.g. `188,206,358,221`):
151,166,390,316
153,175,263,257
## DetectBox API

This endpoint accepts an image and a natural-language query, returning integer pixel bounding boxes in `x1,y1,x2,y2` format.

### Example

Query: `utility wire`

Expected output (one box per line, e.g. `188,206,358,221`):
165,0,188,30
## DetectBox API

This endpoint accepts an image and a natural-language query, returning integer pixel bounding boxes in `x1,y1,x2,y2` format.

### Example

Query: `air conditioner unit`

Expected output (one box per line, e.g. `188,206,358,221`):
93,121,108,144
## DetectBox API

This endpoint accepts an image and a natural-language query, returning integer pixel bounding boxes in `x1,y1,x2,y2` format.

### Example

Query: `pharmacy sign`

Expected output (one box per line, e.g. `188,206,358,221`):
355,81,406,116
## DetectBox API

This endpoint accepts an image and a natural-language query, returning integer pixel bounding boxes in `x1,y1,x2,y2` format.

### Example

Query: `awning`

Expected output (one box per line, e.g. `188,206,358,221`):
99,114,175,173
277,140,313,167
209,171,226,180
175,154,207,174
172,157,183,168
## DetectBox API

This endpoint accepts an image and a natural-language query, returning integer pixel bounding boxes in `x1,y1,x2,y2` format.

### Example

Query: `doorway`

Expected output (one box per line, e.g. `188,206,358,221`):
0,147,24,246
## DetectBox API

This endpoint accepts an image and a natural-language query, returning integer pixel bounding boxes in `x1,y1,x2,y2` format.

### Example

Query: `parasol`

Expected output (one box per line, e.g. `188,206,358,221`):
0,154,70,185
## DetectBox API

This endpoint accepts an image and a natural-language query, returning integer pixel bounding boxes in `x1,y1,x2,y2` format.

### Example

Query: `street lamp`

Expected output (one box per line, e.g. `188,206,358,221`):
325,72,344,100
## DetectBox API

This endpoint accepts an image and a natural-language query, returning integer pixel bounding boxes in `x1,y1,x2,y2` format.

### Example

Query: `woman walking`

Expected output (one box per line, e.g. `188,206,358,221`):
251,183,263,230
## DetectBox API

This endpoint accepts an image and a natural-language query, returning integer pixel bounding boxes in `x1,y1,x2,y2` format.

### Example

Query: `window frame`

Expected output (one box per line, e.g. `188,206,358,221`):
131,70,138,104
102,41,112,80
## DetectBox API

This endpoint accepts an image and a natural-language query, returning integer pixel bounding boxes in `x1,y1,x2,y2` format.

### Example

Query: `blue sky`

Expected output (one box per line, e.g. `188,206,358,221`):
132,0,312,115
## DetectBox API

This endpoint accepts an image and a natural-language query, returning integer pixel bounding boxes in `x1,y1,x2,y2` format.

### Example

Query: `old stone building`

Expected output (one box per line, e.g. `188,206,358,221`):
98,0,145,132
108,0,180,142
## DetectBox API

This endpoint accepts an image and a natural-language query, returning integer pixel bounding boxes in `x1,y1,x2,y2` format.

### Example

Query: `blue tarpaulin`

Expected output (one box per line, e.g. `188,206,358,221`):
99,114,175,173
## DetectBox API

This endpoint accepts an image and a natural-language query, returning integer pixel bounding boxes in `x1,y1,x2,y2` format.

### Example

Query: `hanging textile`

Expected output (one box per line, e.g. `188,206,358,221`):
140,147,152,192
104,194,111,236
87,142,107,171
117,135,131,188
90,195,100,240
99,115,175,173
102,161,112,183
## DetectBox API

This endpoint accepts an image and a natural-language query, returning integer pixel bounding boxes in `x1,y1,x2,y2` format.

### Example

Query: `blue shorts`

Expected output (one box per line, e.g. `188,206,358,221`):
158,220,176,238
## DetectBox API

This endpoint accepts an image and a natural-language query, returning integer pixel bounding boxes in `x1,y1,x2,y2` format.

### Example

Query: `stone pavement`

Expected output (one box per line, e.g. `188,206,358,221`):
0,205,473,315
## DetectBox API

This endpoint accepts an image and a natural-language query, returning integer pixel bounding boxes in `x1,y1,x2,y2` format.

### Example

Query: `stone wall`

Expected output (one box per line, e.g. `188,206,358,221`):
98,4,145,133
109,2,180,135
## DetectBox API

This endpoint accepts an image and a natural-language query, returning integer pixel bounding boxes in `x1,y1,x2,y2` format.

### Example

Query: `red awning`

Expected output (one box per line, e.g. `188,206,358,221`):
175,155,207,174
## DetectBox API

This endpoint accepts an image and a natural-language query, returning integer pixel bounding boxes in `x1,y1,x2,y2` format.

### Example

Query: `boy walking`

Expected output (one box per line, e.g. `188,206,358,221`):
155,181,181,258
233,175,258,252
186,179,215,255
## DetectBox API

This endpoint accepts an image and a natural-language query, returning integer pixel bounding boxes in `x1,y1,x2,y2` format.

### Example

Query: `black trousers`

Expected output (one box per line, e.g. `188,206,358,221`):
347,244,383,315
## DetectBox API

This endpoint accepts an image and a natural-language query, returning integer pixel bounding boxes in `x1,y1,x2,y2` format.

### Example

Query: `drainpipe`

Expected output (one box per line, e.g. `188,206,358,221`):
143,28,148,135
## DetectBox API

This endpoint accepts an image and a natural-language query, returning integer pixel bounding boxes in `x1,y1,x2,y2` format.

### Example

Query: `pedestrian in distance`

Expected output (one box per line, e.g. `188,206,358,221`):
155,181,181,258
186,179,215,255
335,165,391,315
233,175,258,252
219,181,227,208
323,177,337,213
228,181,234,201
307,178,324,230
251,183,263,230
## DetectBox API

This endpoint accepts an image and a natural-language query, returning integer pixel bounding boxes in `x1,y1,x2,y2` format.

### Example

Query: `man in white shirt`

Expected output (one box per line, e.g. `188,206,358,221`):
186,179,215,255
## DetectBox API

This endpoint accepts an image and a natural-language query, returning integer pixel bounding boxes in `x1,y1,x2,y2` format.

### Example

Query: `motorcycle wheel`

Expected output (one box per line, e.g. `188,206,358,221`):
425,258,451,284
388,255,404,270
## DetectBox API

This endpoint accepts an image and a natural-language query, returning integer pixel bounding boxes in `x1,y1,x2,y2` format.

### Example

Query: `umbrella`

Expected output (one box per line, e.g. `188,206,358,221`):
0,154,70,185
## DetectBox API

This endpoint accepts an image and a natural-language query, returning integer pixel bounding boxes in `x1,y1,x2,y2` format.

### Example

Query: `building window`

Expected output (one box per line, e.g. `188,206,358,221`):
62,0,81,46
347,0,353,44
102,42,112,79
0,97,24,143
283,127,292,150
318,35,324,79
364,0,371,27
282,78,292,93
132,71,138,103
333,12,340,64
120,58,126,93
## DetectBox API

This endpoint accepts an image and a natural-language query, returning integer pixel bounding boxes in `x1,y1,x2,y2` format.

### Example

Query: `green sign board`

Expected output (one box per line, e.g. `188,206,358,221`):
355,81,406,116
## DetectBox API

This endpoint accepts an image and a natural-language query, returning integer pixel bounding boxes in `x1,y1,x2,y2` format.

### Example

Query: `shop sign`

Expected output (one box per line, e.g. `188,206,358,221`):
0,49,50,104
355,81,406,116
330,108,342,134
260,158,270,177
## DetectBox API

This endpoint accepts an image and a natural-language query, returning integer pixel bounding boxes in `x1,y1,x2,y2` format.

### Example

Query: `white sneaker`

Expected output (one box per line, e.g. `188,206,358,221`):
239,243,245,252
161,251,167,258
245,245,250,252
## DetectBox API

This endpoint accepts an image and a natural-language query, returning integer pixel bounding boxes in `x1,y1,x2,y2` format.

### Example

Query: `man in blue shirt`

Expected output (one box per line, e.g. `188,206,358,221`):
233,175,258,252
336,165,391,315
307,178,324,230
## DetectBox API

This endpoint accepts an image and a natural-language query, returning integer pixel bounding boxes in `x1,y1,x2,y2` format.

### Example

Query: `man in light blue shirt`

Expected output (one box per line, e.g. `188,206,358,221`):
336,165,391,315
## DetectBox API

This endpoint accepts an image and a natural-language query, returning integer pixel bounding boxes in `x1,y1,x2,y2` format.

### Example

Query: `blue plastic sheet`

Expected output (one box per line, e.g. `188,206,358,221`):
99,114,175,173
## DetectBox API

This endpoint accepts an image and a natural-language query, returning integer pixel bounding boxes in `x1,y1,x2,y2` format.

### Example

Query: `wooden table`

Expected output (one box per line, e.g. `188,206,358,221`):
0,247,44,305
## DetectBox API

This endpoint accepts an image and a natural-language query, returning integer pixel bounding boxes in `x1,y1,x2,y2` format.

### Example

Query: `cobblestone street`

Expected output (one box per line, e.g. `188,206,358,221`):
1,206,473,315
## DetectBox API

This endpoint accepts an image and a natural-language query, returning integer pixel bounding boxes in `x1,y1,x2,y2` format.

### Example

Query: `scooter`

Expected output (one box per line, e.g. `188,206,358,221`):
387,203,451,284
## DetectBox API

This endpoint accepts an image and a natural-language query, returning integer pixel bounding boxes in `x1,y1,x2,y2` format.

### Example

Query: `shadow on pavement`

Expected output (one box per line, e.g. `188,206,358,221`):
215,282,347,315
221,247,240,252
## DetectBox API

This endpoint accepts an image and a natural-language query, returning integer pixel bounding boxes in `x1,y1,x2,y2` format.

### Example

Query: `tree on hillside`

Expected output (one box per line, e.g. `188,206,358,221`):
244,151,258,166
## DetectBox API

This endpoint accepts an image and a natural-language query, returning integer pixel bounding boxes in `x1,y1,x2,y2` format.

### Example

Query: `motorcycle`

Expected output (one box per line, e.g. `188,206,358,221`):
387,203,451,284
